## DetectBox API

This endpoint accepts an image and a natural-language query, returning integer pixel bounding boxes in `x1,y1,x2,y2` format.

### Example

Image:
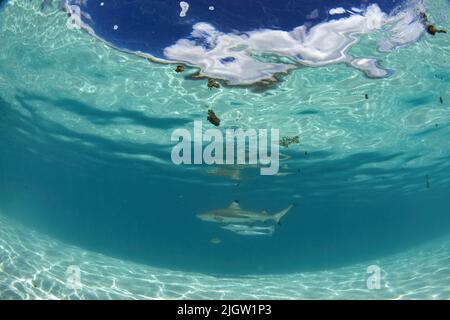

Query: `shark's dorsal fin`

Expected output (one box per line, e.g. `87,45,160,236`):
228,200,240,210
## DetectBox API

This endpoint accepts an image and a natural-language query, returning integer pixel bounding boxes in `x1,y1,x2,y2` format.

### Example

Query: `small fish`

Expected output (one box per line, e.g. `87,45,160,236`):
440,97,443,104
210,237,222,245
365,94,369,100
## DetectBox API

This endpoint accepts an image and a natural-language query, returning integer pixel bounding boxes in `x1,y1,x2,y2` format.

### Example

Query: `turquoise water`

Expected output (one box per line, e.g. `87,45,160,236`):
1,0,450,299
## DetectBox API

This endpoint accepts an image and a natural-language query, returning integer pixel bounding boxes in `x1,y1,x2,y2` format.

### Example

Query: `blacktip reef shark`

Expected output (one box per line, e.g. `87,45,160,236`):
196,201,294,226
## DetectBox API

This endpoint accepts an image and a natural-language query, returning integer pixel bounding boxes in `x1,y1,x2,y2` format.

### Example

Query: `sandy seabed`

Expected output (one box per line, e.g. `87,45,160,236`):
0,214,449,300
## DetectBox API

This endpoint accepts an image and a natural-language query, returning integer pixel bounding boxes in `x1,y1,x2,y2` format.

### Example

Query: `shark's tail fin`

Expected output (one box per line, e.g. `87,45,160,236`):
273,204,294,226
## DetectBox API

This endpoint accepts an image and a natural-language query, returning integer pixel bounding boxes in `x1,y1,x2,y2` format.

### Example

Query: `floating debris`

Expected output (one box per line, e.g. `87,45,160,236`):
420,13,447,36
207,109,221,127
440,96,443,104
427,25,447,36
279,136,300,148
420,12,429,23
210,237,222,245
207,78,220,89
175,65,185,73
